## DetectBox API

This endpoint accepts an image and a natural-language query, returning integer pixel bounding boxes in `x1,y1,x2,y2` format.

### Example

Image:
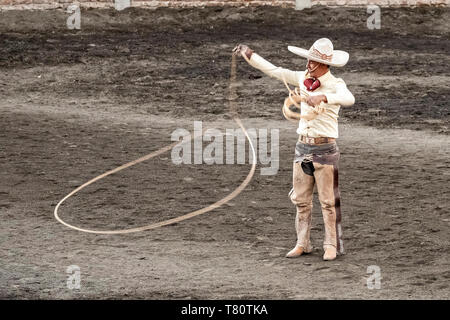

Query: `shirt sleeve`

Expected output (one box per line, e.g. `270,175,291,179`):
247,53,301,86
324,78,355,107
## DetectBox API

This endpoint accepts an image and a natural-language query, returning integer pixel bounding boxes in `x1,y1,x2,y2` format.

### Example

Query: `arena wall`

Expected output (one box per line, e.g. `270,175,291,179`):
0,0,448,11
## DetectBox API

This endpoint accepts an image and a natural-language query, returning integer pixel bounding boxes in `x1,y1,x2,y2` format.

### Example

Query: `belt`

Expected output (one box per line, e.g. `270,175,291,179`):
299,135,336,145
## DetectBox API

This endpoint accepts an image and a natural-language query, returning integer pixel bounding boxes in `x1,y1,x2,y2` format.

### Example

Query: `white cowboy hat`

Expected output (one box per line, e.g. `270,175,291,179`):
287,38,349,67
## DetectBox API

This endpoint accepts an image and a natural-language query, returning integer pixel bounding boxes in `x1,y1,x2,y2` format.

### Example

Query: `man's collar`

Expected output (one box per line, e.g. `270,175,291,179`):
317,70,332,82
305,70,332,82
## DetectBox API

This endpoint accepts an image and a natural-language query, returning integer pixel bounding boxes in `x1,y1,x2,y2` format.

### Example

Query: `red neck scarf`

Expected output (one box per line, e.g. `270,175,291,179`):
304,77,321,91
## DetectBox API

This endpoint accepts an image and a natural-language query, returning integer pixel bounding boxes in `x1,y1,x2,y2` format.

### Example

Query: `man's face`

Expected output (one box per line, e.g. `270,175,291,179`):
306,59,321,74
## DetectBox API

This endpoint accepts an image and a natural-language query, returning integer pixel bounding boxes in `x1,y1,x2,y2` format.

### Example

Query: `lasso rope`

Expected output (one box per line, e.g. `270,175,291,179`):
53,54,256,234
281,74,326,122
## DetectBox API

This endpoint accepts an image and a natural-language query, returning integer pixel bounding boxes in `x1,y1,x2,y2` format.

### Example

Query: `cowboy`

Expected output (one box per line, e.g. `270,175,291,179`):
233,38,355,261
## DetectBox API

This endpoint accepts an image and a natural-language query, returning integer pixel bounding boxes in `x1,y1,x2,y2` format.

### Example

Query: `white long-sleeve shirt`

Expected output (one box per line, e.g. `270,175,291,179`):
247,53,355,138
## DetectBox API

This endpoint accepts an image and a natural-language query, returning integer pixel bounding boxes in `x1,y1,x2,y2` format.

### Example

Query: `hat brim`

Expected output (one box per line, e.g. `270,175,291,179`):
287,46,349,67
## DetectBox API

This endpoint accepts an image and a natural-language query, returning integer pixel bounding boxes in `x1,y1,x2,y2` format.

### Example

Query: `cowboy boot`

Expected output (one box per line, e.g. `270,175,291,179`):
323,246,337,261
286,245,305,258
286,206,313,258
286,243,313,258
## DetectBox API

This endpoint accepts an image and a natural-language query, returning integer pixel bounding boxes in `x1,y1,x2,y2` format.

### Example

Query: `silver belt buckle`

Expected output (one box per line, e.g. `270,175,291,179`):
306,137,315,144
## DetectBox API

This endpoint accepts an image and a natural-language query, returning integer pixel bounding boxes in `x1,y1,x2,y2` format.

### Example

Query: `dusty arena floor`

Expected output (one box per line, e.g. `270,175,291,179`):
0,6,449,299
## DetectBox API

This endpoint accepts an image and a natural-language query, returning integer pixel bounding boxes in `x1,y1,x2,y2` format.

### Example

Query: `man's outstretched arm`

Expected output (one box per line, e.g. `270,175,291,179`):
233,44,302,86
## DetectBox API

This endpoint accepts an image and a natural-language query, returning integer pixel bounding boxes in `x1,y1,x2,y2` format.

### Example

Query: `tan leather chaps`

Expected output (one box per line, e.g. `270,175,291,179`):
289,157,344,254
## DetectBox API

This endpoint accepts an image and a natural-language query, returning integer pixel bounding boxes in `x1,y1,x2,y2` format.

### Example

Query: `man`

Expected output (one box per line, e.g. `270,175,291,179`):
233,38,355,261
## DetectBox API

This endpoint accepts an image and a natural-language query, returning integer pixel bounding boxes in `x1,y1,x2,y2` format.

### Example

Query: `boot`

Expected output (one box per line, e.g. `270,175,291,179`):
323,246,337,261
285,244,312,258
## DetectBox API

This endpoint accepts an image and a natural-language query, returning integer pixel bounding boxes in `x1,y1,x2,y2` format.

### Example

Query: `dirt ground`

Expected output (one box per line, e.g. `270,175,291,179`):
0,6,449,299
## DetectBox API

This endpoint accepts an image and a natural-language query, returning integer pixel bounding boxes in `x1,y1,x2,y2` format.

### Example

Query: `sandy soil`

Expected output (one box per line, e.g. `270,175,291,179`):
0,6,449,299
